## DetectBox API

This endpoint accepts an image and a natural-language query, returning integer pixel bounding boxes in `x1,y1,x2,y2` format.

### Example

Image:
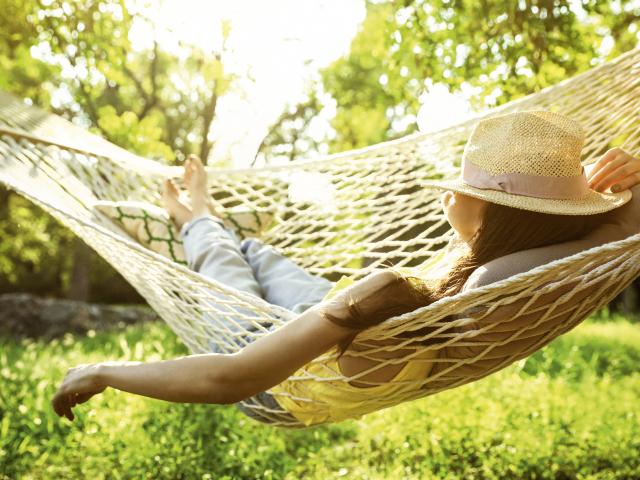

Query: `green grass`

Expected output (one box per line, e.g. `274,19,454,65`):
1,313,639,479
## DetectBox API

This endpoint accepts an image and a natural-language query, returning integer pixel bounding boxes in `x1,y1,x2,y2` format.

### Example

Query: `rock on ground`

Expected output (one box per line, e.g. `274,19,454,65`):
0,293,159,340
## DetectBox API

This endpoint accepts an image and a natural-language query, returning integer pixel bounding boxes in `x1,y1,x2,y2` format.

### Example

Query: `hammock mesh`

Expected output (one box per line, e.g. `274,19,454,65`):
1,47,640,428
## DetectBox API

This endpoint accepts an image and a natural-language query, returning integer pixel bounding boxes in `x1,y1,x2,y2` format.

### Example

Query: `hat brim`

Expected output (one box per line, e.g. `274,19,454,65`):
420,177,632,215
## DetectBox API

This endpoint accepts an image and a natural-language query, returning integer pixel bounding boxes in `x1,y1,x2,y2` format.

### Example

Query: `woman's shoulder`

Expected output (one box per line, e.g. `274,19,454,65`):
606,184,640,236
323,275,355,300
462,220,634,293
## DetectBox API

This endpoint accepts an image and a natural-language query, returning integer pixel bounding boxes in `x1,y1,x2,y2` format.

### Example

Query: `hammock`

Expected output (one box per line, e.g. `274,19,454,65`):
1,47,639,428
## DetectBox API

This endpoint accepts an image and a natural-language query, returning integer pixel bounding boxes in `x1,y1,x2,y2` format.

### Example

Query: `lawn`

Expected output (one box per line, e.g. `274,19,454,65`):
1,311,639,479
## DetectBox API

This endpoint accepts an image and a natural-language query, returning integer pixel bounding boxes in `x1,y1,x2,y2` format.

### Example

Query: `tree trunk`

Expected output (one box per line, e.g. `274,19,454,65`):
68,238,91,301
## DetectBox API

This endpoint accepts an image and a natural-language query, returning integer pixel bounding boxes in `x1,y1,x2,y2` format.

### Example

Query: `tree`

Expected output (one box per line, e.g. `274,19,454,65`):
301,0,640,153
260,0,640,159
30,0,238,164
0,0,241,301
254,81,327,166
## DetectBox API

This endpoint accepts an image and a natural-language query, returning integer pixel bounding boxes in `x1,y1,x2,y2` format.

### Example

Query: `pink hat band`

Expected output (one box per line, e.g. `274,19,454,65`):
462,161,591,200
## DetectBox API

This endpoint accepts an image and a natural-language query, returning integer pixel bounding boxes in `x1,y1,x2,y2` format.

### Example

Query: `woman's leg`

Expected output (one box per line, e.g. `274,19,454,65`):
239,237,333,314
180,213,268,350
180,214,263,298
181,213,333,314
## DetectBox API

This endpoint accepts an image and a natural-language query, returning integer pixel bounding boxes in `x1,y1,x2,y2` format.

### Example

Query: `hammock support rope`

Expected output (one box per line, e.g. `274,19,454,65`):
1,47,640,427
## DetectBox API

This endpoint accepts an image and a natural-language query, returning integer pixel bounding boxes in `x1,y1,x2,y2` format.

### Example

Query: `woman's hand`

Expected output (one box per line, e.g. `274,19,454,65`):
51,363,108,421
587,147,640,193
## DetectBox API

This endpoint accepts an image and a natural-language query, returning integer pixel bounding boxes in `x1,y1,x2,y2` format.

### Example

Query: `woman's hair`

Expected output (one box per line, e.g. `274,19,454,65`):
324,200,618,356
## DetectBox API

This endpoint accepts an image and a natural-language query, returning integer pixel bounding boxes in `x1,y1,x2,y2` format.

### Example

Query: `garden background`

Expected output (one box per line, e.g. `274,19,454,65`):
1,0,639,478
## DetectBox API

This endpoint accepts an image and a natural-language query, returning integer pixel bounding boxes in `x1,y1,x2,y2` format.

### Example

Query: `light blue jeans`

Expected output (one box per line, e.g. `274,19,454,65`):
179,213,334,424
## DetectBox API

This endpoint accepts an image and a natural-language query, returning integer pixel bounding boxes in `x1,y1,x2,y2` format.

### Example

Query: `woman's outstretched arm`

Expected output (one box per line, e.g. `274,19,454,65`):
51,270,398,421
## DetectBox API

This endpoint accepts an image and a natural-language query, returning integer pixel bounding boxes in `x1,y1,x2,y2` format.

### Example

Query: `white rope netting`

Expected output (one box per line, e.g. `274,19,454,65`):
1,47,639,427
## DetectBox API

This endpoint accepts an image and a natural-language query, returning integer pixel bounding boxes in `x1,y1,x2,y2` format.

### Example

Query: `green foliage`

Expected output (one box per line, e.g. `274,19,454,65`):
316,0,640,152
14,0,236,164
95,106,174,161
0,190,72,296
0,0,59,105
0,186,143,303
1,315,639,478
321,3,400,151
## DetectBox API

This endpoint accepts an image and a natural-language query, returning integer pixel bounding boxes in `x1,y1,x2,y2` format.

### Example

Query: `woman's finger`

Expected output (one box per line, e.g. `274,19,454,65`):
588,153,627,188
52,393,63,417
63,394,74,421
191,155,203,167
592,161,640,192
587,148,639,191
52,390,72,420
52,391,83,421
608,171,640,192
587,148,623,179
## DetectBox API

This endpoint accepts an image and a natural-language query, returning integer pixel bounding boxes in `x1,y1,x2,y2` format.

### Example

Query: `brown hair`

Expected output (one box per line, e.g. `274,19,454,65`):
324,201,617,356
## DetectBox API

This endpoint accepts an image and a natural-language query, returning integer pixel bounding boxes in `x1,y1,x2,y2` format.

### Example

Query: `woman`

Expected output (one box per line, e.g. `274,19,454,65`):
51,111,640,425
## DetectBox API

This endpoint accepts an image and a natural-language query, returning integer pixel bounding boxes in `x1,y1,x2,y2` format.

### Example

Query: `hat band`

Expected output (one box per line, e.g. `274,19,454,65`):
462,161,590,200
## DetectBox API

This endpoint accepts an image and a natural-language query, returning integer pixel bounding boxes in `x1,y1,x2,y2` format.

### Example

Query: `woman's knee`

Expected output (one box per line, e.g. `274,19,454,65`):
240,237,264,255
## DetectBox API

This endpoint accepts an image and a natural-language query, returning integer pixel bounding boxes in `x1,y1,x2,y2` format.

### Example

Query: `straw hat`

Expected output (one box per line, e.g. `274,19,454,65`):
421,110,632,215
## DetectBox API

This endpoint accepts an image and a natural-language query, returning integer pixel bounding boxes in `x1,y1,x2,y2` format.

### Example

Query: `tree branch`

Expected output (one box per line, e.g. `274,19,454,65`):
138,40,160,119
198,52,222,163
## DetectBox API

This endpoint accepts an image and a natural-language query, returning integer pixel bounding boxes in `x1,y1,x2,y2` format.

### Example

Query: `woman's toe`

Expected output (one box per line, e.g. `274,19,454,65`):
184,162,193,184
163,179,179,197
168,178,179,194
161,181,171,203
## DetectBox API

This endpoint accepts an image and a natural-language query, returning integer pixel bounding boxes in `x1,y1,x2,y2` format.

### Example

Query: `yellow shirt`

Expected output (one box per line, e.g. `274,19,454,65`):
269,246,454,426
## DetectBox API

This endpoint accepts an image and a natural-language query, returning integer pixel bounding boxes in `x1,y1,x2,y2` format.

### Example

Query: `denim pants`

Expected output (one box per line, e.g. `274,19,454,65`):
179,213,334,423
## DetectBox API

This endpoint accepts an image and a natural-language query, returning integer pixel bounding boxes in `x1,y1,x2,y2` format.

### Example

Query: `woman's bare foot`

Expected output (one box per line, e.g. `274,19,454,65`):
162,179,193,230
184,155,223,218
